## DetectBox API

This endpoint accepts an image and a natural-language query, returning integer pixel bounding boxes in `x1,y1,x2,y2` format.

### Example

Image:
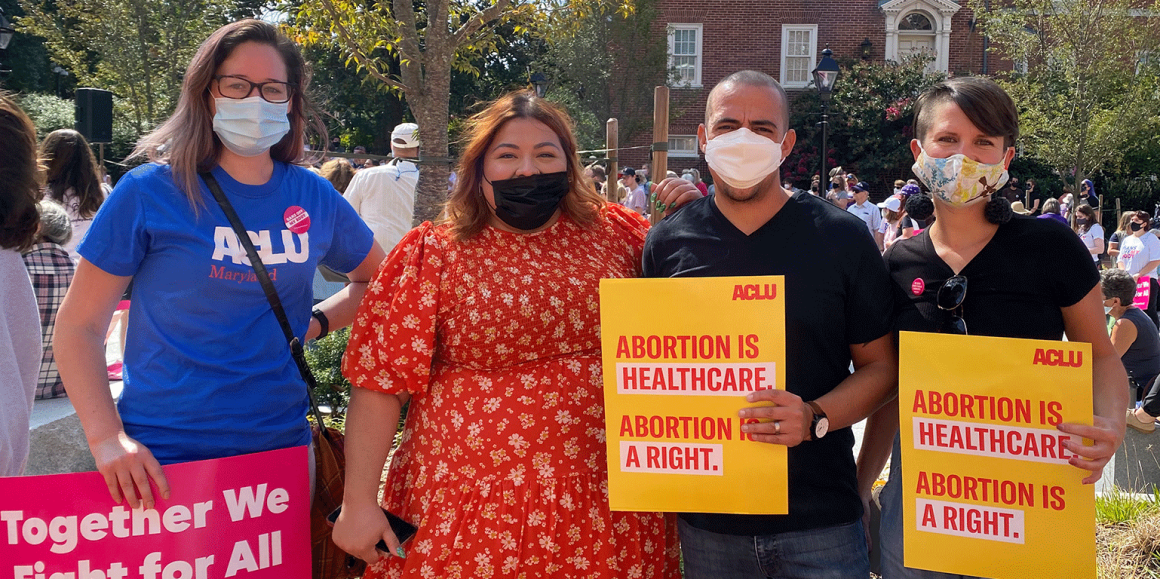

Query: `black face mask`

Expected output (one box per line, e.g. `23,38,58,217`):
1132,221,1144,232
1076,217,1089,226
489,171,570,231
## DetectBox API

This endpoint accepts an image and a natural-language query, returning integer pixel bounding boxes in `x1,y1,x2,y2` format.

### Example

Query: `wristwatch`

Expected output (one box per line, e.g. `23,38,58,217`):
807,401,829,440
311,309,329,340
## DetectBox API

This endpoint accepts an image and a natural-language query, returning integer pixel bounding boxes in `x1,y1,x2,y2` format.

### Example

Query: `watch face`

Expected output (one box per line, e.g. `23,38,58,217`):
815,416,830,438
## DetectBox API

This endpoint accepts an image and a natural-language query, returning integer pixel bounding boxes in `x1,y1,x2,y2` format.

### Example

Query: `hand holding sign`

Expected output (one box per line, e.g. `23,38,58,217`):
738,389,810,446
89,431,170,510
1057,414,1122,484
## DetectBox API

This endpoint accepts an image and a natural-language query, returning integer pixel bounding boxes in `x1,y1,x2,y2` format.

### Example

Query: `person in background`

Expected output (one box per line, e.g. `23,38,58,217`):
878,195,907,250
1074,204,1105,268
859,76,1125,579
689,168,709,196
319,158,355,194
1102,269,1160,434
40,129,105,263
621,167,646,215
343,122,421,254
0,92,43,476
23,200,76,400
1060,186,1075,220
1081,179,1099,208
1116,211,1160,326
893,179,905,196
1037,198,1069,227
351,145,368,169
334,89,693,576
1108,211,1135,263
54,19,385,509
1024,178,1041,214
847,181,884,250
584,163,607,198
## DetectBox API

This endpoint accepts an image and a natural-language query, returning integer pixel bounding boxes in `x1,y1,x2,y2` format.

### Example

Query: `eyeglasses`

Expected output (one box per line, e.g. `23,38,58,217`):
937,275,968,335
213,75,293,104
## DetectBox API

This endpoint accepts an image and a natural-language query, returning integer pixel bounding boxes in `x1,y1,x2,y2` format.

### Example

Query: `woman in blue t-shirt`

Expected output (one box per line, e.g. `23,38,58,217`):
858,77,1127,579
54,20,385,510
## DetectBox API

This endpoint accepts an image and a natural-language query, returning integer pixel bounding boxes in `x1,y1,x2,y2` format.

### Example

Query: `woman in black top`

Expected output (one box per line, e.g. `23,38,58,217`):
857,77,1127,579
1104,268,1160,432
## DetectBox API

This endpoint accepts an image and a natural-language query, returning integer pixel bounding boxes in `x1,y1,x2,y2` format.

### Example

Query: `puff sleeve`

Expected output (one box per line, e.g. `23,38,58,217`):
342,222,446,397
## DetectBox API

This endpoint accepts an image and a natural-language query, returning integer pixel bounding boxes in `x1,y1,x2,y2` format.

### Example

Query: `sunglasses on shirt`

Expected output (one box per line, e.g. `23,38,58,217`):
937,275,968,335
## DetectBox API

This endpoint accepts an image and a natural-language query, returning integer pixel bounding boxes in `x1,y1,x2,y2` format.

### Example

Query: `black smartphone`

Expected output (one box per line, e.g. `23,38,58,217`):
326,506,419,551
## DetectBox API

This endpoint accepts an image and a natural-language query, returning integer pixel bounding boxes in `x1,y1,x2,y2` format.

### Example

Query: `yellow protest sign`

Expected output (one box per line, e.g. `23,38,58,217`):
599,275,787,514
899,332,1095,579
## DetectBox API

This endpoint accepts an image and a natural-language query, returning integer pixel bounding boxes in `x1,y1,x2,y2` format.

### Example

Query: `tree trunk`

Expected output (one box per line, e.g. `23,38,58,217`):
411,64,452,225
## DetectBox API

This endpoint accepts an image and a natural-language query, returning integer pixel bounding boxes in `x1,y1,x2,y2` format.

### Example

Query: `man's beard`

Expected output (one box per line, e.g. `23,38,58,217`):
716,172,780,203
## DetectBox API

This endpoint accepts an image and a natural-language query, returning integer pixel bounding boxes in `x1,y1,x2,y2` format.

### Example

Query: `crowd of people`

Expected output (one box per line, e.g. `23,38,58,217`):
0,15,1149,579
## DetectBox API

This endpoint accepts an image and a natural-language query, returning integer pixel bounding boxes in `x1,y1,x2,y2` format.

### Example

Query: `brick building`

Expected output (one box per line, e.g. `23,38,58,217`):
616,0,999,175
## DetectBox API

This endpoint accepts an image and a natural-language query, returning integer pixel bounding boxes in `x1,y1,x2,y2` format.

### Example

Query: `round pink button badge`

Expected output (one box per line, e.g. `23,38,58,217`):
284,206,310,234
911,278,925,295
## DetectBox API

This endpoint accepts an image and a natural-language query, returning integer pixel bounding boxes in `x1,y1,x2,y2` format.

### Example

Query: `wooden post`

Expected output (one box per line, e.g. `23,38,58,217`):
606,118,618,204
650,86,670,225
1116,197,1122,222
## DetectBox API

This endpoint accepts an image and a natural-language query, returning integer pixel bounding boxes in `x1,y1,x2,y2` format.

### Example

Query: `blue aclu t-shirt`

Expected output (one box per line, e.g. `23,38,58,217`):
80,162,374,464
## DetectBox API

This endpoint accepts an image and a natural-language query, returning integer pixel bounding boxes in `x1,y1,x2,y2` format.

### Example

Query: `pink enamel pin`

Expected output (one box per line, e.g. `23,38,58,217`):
284,206,310,234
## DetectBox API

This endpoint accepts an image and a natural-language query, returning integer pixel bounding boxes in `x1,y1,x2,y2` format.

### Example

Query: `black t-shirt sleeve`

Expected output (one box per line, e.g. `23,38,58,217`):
844,230,896,345
1041,222,1101,307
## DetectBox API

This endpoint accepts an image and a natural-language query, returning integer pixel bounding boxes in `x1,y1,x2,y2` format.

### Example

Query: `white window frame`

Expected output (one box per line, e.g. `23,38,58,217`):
667,23,704,88
780,24,818,89
668,135,699,158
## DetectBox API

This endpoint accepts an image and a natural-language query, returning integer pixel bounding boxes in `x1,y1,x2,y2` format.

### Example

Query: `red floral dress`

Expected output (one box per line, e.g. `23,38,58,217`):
342,205,681,579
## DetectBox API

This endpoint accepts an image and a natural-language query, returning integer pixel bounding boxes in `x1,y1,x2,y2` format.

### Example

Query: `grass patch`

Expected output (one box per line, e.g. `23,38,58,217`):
1098,487,1160,526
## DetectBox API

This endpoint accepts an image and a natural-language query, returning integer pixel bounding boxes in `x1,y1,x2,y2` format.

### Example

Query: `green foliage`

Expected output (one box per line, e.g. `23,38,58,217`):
533,0,674,151
973,0,1160,191
15,0,245,137
304,327,353,415
782,55,944,193
16,92,74,139
1097,486,1160,526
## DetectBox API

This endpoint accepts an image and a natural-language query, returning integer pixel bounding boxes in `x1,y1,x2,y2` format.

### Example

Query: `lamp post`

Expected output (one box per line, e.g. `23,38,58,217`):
811,46,841,192
0,7,15,79
530,72,549,98
52,64,69,98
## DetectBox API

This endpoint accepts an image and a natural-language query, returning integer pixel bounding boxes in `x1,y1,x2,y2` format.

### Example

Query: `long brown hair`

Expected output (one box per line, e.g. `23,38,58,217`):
443,90,605,241
130,19,325,210
0,93,42,252
1073,204,1097,234
41,129,104,219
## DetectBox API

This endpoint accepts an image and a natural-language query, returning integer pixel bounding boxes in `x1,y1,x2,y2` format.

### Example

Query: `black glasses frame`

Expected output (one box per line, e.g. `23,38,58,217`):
213,75,294,104
937,275,968,335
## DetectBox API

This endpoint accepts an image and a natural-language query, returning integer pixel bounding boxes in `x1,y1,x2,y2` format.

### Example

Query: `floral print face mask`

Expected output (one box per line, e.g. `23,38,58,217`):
911,142,1009,207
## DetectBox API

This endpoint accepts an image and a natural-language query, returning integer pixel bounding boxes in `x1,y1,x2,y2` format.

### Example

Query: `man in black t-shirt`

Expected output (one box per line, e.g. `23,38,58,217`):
643,70,898,579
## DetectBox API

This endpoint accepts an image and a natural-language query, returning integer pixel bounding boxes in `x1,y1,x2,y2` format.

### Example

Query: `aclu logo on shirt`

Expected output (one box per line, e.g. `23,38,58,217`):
211,226,310,265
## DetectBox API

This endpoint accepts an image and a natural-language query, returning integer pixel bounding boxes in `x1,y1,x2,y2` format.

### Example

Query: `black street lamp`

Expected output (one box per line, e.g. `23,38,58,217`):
530,72,549,98
0,7,15,78
811,46,841,192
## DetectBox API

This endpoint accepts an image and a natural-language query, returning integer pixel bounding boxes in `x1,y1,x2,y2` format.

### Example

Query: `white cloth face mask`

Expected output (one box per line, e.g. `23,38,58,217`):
704,128,785,189
212,96,291,157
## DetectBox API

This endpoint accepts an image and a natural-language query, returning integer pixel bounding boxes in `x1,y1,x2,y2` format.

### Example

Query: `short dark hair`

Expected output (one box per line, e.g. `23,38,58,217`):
706,70,790,135
913,77,1019,149
1135,211,1152,231
1102,268,1136,305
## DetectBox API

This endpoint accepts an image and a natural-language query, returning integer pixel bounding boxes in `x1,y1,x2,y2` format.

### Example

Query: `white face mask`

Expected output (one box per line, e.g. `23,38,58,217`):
911,142,1009,207
212,97,291,157
704,127,784,189
1104,305,1114,315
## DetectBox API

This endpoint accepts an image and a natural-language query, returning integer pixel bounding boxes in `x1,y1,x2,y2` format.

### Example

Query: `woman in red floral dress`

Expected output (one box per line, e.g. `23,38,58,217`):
333,91,696,578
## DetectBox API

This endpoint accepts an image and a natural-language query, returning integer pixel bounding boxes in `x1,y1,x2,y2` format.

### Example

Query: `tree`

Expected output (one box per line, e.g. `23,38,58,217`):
973,0,1160,192
782,54,944,193
16,0,256,136
290,0,633,224
531,0,674,152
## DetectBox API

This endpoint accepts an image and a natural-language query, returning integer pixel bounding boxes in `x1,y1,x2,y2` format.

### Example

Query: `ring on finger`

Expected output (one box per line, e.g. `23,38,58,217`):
774,420,781,435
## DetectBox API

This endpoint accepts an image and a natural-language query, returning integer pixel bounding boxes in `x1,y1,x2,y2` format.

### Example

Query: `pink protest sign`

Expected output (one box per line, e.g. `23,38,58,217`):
0,446,310,579
1134,276,1151,309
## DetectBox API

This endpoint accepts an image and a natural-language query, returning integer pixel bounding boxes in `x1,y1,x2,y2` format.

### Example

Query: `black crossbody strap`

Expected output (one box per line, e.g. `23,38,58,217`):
200,172,329,431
